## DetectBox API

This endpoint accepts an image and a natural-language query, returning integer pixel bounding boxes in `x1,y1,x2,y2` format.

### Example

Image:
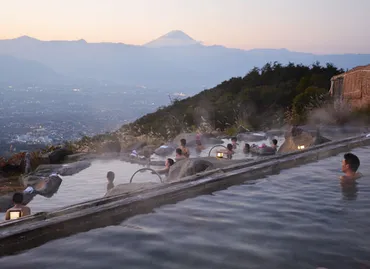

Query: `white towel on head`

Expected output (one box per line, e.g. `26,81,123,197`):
24,186,34,194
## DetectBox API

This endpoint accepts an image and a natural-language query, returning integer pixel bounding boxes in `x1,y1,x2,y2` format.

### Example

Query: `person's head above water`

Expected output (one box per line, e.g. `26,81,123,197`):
166,158,175,167
176,148,183,156
342,153,360,173
244,143,250,151
272,139,278,146
12,192,24,205
227,144,233,151
180,139,187,147
231,137,237,143
107,171,115,182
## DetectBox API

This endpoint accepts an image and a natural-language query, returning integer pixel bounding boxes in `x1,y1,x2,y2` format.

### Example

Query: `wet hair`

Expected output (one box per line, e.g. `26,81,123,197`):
231,137,237,142
244,143,250,150
344,153,360,172
180,139,187,146
107,171,115,182
272,139,278,146
167,158,175,166
176,148,183,155
13,192,23,204
227,144,233,151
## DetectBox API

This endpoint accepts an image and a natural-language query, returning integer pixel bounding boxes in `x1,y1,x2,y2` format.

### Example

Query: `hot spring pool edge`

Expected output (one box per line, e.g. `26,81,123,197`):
0,135,369,256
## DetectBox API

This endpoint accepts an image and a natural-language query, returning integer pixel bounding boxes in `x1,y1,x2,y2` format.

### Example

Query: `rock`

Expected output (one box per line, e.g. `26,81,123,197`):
167,157,245,182
39,153,51,165
99,141,121,154
33,175,63,198
173,133,198,147
49,148,73,164
237,132,267,142
104,182,160,197
278,126,331,154
237,126,250,133
173,133,222,147
56,161,91,176
22,161,91,185
265,129,285,137
210,130,223,137
0,164,22,174
138,145,157,158
125,141,147,153
167,159,213,181
22,175,42,186
64,153,89,163
154,144,176,156
167,158,217,182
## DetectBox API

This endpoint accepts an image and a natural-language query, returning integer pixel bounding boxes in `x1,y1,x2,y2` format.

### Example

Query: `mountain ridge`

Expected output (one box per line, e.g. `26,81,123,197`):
0,30,369,89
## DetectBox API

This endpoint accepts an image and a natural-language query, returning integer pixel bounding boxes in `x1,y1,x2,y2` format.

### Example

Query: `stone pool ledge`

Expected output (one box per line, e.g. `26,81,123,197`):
0,134,370,256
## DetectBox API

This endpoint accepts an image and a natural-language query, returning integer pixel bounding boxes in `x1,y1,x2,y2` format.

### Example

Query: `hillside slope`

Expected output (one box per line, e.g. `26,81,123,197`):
122,62,344,139
0,54,61,84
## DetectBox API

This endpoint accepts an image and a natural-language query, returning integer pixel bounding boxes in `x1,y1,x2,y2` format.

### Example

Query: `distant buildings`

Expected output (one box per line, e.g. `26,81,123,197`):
329,64,370,109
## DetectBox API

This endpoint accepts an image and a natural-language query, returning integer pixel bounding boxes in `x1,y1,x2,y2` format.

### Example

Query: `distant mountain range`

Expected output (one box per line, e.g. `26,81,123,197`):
0,54,60,84
0,30,370,90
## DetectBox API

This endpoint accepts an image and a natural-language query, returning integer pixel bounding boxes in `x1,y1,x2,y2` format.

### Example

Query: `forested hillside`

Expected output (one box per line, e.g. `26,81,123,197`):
122,62,343,139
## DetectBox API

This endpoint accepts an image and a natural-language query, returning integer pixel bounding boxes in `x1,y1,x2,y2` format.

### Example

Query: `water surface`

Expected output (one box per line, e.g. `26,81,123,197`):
1,147,369,268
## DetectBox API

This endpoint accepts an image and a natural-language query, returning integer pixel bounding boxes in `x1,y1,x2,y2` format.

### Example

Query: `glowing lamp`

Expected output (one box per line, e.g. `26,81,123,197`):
297,145,305,150
216,152,224,158
9,210,22,220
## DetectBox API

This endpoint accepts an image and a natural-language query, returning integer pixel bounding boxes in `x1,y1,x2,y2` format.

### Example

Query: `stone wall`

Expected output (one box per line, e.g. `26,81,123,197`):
331,65,370,109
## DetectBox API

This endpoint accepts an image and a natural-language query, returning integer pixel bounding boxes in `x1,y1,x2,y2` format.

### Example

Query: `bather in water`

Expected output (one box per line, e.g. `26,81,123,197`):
154,158,175,176
4,192,31,221
180,139,190,158
231,137,238,149
195,140,205,155
175,148,186,161
340,153,361,182
243,143,250,154
106,171,115,192
217,144,234,159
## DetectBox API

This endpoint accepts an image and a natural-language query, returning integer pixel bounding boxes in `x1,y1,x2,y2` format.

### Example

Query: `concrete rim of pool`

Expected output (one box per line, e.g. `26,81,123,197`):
0,134,369,256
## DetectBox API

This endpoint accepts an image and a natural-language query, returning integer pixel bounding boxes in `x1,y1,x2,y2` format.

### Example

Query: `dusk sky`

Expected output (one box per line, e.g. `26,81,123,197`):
1,0,369,54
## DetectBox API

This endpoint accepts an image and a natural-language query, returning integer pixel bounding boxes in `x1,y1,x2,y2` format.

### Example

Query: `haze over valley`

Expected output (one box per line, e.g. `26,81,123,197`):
1,30,370,89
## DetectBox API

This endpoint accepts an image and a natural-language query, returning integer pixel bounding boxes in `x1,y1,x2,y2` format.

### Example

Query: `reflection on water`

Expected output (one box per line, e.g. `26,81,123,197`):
26,160,161,213
1,147,370,268
341,181,358,200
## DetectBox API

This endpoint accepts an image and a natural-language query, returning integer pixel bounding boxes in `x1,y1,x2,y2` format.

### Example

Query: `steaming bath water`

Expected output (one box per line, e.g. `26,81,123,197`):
150,137,285,161
26,138,281,213
0,137,280,219
1,145,370,268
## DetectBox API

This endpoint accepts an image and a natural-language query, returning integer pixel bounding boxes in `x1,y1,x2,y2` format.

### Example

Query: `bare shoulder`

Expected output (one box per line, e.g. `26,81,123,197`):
23,206,31,216
340,173,362,182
